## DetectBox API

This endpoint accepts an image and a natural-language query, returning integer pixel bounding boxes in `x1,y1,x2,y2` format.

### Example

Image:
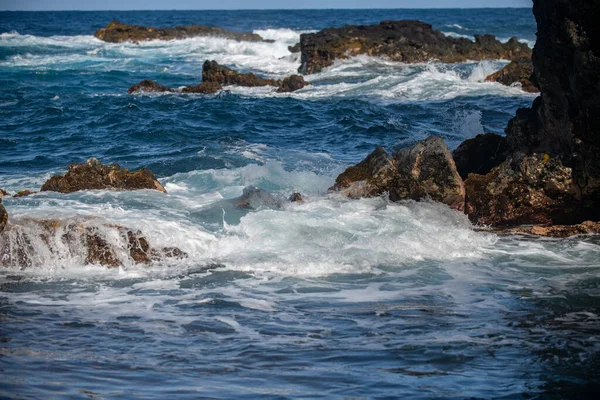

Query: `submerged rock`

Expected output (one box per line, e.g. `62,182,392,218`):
0,203,7,234
277,75,309,93
0,217,187,269
452,133,510,180
331,137,465,211
289,192,304,202
297,20,531,74
127,80,175,94
236,186,282,209
41,157,167,194
465,154,581,226
202,60,281,87
485,57,538,92
94,20,269,43
390,136,465,211
13,190,36,198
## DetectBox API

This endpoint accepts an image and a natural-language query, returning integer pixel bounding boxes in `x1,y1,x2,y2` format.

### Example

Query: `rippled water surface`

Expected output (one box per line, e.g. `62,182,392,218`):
1,8,599,399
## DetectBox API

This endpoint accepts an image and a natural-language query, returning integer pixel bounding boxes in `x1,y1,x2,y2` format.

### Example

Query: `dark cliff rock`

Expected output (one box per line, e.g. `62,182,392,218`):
277,75,309,93
41,157,167,194
127,80,175,94
95,20,269,43
485,57,539,92
331,137,465,210
0,218,187,269
390,136,465,211
297,20,531,74
452,133,510,180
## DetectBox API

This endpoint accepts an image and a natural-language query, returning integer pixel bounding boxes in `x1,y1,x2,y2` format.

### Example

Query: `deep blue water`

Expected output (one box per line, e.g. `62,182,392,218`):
1,8,600,400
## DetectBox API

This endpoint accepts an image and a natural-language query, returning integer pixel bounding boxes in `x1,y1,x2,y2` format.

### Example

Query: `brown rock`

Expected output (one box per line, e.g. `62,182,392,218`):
297,20,531,74
0,203,7,234
182,81,223,94
485,57,538,93
453,133,510,180
390,136,465,211
277,75,309,93
95,20,269,44
465,154,582,226
41,158,166,194
128,80,175,94
507,221,600,238
0,188,9,198
202,60,281,87
330,146,395,198
13,190,36,198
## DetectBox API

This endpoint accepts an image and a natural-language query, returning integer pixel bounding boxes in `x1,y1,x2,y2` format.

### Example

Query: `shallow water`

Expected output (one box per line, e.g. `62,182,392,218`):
1,8,599,399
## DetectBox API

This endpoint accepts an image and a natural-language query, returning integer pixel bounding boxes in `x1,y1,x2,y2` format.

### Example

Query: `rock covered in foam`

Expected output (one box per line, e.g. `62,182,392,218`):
236,186,283,209
331,137,465,211
94,20,269,44
485,57,538,93
0,217,187,269
41,158,166,194
297,20,531,74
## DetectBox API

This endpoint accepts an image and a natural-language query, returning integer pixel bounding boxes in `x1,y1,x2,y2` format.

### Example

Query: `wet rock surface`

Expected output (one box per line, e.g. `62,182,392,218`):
0,188,9,199
0,218,187,269
453,133,510,180
277,75,309,93
41,157,167,194
236,186,283,209
297,20,531,74
95,20,269,43
202,60,281,87
485,57,538,92
0,203,7,234
127,80,175,94
504,221,600,238
13,190,36,198
181,81,223,94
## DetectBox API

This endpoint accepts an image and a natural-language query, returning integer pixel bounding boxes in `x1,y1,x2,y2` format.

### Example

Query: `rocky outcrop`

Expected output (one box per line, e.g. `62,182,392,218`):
0,217,187,269
95,20,269,43
277,75,309,93
465,154,581,226
505,221,600,238
181,81,223,94
485,57,538,92
0,203,7,234
390,136,465,211
331,137,465,211
13,190,36,198
202,60,280,87
41,157,167,194
452,133,510,180
297,20,531,74
127,80,175,94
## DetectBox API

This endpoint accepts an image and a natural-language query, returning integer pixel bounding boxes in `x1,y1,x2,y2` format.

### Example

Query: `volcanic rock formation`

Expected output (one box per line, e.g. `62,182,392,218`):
485,57,538,92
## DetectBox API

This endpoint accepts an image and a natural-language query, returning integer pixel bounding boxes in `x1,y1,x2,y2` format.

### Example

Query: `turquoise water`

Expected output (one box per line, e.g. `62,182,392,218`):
1,9,599,399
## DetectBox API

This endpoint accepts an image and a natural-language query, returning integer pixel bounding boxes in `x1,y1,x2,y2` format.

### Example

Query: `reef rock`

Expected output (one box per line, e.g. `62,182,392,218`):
41,158,167,194
127,80,175,94
485,57,538,92
277,75,309,93
0,203,7,234
465,154,582,226
390,136,465,211
181,81,223,94
0,217,187,269
95,20,268,43
297,20,531,74
236,186,282,209
202,60,281,87
452,133,510,180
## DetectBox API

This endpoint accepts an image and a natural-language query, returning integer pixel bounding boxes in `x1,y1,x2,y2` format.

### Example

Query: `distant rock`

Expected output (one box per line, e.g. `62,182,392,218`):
13,190,36,198
0,218,187,269
181,81,223,94
452,133,510,180
236,186,282,209
94,20,269,43
485,57,538,92
127,80,175,94
41,157,167,194
297,20,531,74
0,203,7,234
277,75,309,93
390,136,465,211
202,60,281,87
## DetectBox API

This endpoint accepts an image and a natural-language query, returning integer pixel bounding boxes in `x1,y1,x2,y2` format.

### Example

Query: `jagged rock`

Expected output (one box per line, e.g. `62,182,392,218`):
235,186,282,209
297,20,531,74
202,60,281,87
330,146,395,198
0,188,9,199
289,192,304,202
452,133,510,180
288,43,301,53
465,154,582,226
505,221,600,238
94,20,269,43
0,204,7,234
390,136,465,211
13,190,36,198
127,80,175,94
181,81,223,94
277,75,309,93
41,158,166,194
0,217,187,269
485,57,538,92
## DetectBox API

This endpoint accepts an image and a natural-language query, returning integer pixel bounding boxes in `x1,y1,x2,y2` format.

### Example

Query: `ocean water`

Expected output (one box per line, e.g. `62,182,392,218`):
1,8,599,399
